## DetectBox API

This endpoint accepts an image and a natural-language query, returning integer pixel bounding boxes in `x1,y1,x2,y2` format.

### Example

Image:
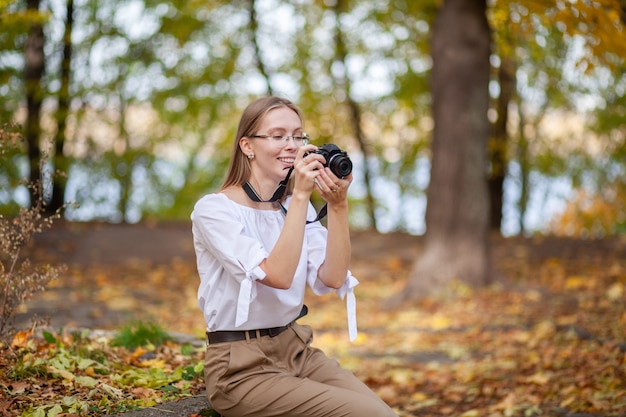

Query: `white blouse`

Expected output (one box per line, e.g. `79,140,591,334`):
191,193,358,341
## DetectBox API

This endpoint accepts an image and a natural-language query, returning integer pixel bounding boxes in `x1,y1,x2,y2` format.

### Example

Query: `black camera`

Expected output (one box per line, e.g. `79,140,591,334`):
307,144,352,177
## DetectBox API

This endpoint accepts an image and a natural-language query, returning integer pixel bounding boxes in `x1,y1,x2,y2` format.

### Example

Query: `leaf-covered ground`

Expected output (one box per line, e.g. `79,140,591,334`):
3,225,626,416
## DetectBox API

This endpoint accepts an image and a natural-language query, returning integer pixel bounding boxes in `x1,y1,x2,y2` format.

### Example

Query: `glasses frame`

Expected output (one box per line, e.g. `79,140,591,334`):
249,133,310,148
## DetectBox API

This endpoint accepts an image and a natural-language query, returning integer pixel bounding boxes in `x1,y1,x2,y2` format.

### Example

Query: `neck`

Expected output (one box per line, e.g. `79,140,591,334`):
245,179,275,202
245,167,293,203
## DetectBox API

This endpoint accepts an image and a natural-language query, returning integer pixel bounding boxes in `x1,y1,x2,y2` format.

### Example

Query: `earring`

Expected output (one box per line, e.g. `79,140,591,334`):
248,153,255,159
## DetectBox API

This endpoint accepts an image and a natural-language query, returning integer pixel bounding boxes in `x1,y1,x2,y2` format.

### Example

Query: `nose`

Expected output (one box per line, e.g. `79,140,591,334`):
284,136,298,149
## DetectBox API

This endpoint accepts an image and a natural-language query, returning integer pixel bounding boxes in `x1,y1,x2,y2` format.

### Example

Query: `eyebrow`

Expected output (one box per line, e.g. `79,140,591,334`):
265,127,303,134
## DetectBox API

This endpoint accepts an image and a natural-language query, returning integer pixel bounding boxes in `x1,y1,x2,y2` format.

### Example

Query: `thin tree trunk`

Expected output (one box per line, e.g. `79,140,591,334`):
516,97,529,234
48,0,74,214
117,95,131,223
333,0,377,230
24,0,45,207
488,56,516,232
248,0,273,95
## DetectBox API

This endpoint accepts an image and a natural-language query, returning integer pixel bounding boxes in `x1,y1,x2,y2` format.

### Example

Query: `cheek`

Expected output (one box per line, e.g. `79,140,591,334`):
259,147,280,160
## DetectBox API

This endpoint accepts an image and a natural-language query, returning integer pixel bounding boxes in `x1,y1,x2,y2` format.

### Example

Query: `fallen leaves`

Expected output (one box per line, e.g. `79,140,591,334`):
307,236,626,416
3,232,626,416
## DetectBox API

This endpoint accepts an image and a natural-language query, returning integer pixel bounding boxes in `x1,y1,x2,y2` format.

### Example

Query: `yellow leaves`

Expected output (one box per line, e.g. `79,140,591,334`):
127,346,150,363
524,371,552,385
11,330,33,348
10,231,626,417
351,332,368,346
84,366,98,377
533,320,556,340
550,184,626,238
490,392,543,416
137,358,167,369
411,391,430,402
126,345,166,368
565,275,624,301
409,391,438,410
74,375,98,388
565,275,590,289
47,364,75,381
427,313,452,330
555,314,577,326
606,282,623,301
388,367,413,386
560,395,577,408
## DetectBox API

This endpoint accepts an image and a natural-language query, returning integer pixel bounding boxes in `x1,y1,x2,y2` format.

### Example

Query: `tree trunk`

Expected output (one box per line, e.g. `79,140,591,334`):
24,0,45,207
248,0,273,95
48,0,74,214
393,0,492,302
333,0,377,230
117,95,132,223
488,56,516,232
516,96,529,235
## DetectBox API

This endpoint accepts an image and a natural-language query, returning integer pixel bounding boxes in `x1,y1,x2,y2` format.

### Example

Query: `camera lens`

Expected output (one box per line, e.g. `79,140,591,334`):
328,155,353,177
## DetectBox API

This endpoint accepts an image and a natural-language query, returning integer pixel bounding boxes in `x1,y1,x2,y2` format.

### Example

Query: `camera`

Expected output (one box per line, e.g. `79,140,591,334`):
307,144,352,177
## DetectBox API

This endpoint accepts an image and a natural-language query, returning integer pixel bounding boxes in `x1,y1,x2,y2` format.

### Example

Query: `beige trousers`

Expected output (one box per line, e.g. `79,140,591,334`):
204,322,398,417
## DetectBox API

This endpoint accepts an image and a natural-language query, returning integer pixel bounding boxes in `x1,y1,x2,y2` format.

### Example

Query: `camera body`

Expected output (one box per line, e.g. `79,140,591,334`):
307,144,353,177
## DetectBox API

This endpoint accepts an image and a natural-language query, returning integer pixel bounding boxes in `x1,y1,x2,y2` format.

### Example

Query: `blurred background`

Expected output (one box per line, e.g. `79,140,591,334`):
1,0,625,238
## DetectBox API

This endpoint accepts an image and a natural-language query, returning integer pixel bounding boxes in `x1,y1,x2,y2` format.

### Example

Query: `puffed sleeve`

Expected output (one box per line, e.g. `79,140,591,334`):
191,194,267,327
304,205,359,341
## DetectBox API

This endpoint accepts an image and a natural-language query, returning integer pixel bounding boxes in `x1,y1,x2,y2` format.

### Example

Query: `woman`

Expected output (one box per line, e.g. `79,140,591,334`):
191,96,398,417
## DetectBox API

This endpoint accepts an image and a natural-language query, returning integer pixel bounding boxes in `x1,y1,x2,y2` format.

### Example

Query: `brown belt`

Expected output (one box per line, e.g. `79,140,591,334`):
206,305,308,345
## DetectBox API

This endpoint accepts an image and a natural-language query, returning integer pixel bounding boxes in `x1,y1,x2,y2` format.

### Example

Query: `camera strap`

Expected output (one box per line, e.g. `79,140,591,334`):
242,166,328,223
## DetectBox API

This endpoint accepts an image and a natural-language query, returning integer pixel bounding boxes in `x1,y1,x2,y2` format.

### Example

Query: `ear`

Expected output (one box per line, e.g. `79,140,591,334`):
239,137,253,156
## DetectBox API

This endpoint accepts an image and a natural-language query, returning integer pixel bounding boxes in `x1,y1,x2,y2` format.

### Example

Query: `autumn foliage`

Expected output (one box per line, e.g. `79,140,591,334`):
0,229,625,416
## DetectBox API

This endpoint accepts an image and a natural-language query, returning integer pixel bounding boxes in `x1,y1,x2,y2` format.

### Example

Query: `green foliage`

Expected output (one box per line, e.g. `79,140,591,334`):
0,123,27,215
5,328,205,416
1,0,625,234
111,320,172,350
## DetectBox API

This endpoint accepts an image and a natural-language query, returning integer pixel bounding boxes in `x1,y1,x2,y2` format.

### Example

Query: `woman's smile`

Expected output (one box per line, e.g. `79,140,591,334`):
278,156,295,167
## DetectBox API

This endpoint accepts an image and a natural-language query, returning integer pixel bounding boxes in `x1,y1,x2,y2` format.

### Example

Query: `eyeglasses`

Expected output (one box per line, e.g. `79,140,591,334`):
249,133,309,148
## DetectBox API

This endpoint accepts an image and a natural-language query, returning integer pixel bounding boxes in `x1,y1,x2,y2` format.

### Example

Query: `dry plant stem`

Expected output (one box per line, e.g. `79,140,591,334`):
0,132,66,343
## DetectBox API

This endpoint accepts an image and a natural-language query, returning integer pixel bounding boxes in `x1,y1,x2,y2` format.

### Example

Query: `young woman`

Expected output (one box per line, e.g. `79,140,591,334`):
191,96,398,417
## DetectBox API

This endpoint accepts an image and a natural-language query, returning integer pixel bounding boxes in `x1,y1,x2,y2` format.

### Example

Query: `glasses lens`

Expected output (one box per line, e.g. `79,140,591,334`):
268,135,308,147
270,136,286,147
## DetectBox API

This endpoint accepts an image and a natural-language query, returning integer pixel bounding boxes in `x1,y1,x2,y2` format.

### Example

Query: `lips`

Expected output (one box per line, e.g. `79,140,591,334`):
278,157,295,165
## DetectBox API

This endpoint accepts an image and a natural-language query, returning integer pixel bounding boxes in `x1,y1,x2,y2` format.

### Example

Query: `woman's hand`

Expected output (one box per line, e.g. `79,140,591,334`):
295,145,352,203
292,145,320,197
313,167,351,204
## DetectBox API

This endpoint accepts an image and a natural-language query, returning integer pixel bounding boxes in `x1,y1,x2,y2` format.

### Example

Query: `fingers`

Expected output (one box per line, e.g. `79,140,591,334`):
293,146,322,194
295,146,352,197
314,168,348,197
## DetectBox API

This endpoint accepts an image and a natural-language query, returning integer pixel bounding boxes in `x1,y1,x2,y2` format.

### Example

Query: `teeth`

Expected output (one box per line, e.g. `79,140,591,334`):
279,158,295,163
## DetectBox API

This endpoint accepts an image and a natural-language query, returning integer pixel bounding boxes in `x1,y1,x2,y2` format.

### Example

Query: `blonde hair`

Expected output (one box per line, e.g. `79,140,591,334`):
221,96,304,190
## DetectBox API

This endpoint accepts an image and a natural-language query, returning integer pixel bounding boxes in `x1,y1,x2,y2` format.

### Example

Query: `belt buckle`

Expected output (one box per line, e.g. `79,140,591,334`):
267,326,282,337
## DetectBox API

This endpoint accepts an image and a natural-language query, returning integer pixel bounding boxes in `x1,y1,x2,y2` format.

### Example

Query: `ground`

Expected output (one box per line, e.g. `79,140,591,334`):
18,220,426,331
13,221,626,417
18,220,622,332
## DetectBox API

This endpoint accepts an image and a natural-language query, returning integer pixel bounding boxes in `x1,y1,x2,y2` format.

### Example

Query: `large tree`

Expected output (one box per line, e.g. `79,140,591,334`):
393,0,492,302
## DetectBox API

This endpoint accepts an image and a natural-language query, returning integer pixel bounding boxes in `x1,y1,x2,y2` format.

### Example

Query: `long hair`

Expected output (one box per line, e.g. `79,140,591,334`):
221,96,304,190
